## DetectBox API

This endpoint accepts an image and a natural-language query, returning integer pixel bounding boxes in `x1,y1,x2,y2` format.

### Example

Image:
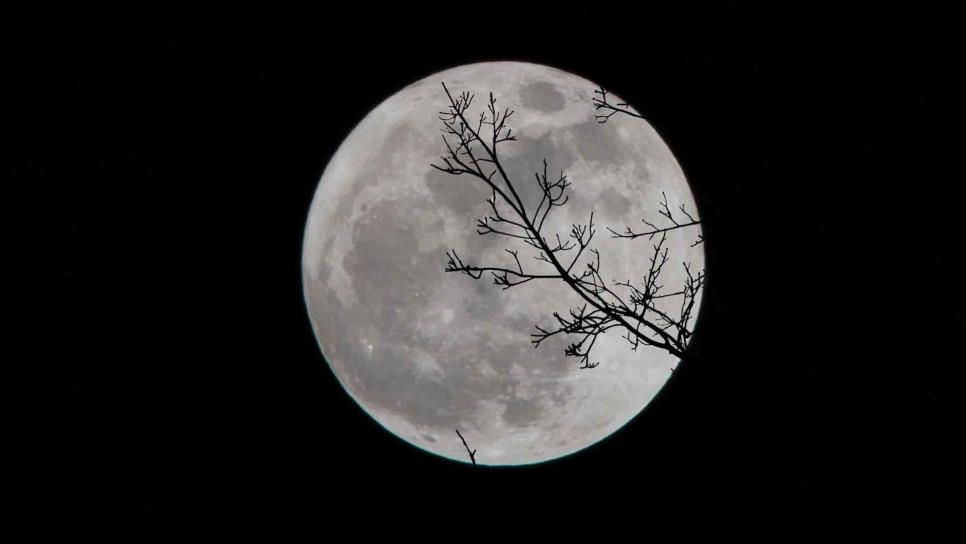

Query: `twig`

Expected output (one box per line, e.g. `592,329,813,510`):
592,87,645,124
456,429,476,465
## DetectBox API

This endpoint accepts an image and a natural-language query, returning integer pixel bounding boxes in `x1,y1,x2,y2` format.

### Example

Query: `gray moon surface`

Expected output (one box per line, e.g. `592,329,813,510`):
302,62,703,465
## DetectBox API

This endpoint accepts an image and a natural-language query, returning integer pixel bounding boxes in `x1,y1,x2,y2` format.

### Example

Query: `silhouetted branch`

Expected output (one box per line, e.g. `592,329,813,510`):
433,82,704,368
531,304,616,369
607,191,704,247
456,429,476,465
592,87,645,124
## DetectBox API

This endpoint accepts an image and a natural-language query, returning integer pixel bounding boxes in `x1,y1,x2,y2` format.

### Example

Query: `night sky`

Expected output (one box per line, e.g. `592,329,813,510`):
25,5,959,536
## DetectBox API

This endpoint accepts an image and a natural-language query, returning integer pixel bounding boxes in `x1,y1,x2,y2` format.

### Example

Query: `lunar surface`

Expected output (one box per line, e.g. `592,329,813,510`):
302,62,703,465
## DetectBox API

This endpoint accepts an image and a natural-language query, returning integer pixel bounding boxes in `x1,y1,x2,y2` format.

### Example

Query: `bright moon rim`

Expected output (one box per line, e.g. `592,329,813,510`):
302,62,703,465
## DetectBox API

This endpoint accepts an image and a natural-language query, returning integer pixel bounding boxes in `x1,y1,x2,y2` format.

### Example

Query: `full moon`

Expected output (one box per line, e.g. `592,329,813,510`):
302,62,703,465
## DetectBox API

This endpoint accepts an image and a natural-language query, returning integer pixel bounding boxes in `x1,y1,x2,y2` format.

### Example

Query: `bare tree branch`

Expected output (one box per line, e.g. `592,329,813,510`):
433,82,704,368
592,86,645,124
606,191,704,248
456,429,476,465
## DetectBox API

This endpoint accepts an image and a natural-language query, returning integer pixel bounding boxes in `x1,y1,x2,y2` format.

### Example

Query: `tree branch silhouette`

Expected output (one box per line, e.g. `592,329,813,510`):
607,191,705,248
456,429,476,465
432,82,703,368
592,87,645,124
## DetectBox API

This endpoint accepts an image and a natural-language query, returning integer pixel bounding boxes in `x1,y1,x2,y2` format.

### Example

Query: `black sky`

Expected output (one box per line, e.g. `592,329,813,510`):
25,5,960,536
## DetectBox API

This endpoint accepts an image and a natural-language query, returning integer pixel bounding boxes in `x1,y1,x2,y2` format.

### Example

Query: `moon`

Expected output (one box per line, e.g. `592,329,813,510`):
302,62,703,465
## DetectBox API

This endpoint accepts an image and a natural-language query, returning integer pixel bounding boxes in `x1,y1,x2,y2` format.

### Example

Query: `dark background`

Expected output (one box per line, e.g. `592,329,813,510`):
24,4,958,535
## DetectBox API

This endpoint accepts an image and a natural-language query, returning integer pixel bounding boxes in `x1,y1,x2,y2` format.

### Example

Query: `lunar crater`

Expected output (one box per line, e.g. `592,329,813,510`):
520,81,566,113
